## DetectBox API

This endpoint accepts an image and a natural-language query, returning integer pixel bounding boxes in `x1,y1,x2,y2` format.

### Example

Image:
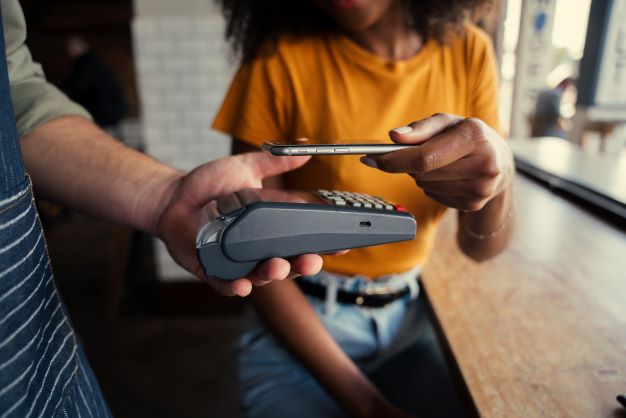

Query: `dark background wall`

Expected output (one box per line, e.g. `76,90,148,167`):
19,0,139,117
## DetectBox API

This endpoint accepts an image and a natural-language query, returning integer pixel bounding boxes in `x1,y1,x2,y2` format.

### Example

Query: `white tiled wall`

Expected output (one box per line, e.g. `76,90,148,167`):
132,0,235,281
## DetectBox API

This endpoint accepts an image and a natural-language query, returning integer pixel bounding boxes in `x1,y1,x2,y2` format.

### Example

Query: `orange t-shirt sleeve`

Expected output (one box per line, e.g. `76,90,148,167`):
212,52,293,147
466,26,506,137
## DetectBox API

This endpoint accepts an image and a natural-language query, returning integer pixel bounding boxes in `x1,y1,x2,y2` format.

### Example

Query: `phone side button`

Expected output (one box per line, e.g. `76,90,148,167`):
316,148,332,153
297,149,308,153
334,148,349,153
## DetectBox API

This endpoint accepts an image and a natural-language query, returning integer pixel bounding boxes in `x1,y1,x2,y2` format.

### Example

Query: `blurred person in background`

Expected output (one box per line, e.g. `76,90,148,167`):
64,35,128,138
530,77,576,139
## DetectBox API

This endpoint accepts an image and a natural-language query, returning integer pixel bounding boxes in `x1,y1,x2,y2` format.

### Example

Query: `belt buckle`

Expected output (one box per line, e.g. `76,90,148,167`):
363,286,397,296
353,287,396,307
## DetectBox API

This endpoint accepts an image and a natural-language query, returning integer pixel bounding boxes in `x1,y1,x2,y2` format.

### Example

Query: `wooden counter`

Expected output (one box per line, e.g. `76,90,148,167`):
422,174,626,418
509,137,626,220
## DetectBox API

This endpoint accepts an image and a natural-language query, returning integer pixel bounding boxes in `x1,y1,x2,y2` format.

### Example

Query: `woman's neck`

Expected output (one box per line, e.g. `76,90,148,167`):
346,2,422,62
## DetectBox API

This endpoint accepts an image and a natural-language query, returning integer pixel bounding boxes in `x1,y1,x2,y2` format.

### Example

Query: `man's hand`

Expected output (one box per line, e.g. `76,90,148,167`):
152,152,323,297
21,118,324,295
361,113,514,211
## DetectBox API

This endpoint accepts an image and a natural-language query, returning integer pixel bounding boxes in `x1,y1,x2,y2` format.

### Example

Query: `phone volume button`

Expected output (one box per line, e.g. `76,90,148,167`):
334,148,349,153
297,149,308,153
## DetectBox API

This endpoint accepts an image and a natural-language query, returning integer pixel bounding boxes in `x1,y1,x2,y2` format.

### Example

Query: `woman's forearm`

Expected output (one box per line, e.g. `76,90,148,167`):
236,136,386,415
457,181,515,261
251,280,387,418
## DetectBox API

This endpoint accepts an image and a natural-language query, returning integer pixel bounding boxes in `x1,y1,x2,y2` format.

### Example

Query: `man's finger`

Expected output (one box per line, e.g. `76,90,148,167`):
198,263,252,297
252,257,292,281
250,254,323,283
204,276,252,297
324,250,349,256
288,254,324,277
388,113,463,145
243,152,311,180
250,278,273,286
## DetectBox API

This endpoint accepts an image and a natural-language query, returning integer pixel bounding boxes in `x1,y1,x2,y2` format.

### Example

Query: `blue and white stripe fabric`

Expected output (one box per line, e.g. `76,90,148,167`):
0,3,112,417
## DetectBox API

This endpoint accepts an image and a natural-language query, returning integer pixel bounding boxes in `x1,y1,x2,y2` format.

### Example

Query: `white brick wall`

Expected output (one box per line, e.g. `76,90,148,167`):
132,1,235,281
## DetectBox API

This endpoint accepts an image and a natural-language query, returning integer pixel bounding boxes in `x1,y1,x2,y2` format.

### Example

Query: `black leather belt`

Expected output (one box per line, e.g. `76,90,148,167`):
295,278,411,308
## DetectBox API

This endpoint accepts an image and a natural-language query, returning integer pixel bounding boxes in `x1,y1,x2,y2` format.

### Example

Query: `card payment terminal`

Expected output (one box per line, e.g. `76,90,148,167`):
196,189,416,280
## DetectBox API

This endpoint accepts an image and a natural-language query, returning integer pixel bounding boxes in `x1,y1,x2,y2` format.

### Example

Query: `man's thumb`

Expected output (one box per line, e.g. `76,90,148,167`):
243,151,311,180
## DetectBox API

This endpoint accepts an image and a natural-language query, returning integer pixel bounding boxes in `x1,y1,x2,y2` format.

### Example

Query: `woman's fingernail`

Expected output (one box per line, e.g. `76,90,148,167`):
391,126,413,134
360,157,378,168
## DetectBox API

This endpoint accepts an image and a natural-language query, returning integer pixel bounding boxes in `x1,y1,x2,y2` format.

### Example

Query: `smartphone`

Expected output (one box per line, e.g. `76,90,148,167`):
262,141,413,156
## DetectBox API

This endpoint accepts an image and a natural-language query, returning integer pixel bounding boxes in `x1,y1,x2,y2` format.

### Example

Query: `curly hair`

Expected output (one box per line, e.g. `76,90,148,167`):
218,0,493,62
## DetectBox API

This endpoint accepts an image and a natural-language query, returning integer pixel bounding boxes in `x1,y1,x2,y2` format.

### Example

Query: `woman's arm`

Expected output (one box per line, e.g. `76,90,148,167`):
363,113,515,262
233,138,409,418
457,180,515,261
251,280,410,418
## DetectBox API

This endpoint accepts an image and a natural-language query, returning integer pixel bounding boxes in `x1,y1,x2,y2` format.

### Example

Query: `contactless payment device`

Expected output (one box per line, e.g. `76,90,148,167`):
196,189,416,280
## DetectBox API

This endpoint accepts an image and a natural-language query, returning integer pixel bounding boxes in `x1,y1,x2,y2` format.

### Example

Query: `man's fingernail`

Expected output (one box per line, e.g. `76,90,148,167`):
360,157,378,168
391,126,413,134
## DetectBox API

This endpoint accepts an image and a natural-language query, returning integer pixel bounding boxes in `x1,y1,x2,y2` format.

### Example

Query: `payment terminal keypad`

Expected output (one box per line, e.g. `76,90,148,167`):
316,190,399,210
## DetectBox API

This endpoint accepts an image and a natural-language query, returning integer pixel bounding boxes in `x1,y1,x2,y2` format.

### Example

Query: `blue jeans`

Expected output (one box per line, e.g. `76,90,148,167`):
236,268,467,418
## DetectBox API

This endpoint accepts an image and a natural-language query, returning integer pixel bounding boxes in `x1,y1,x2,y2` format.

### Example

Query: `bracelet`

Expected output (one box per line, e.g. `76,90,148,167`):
461,203,514,240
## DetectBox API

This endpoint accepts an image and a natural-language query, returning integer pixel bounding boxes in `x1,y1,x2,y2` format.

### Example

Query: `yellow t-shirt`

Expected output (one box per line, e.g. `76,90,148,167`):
213,24,502,277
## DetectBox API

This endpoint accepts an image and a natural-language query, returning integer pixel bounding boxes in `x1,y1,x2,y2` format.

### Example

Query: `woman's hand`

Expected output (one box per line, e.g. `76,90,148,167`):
361,113,514,211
